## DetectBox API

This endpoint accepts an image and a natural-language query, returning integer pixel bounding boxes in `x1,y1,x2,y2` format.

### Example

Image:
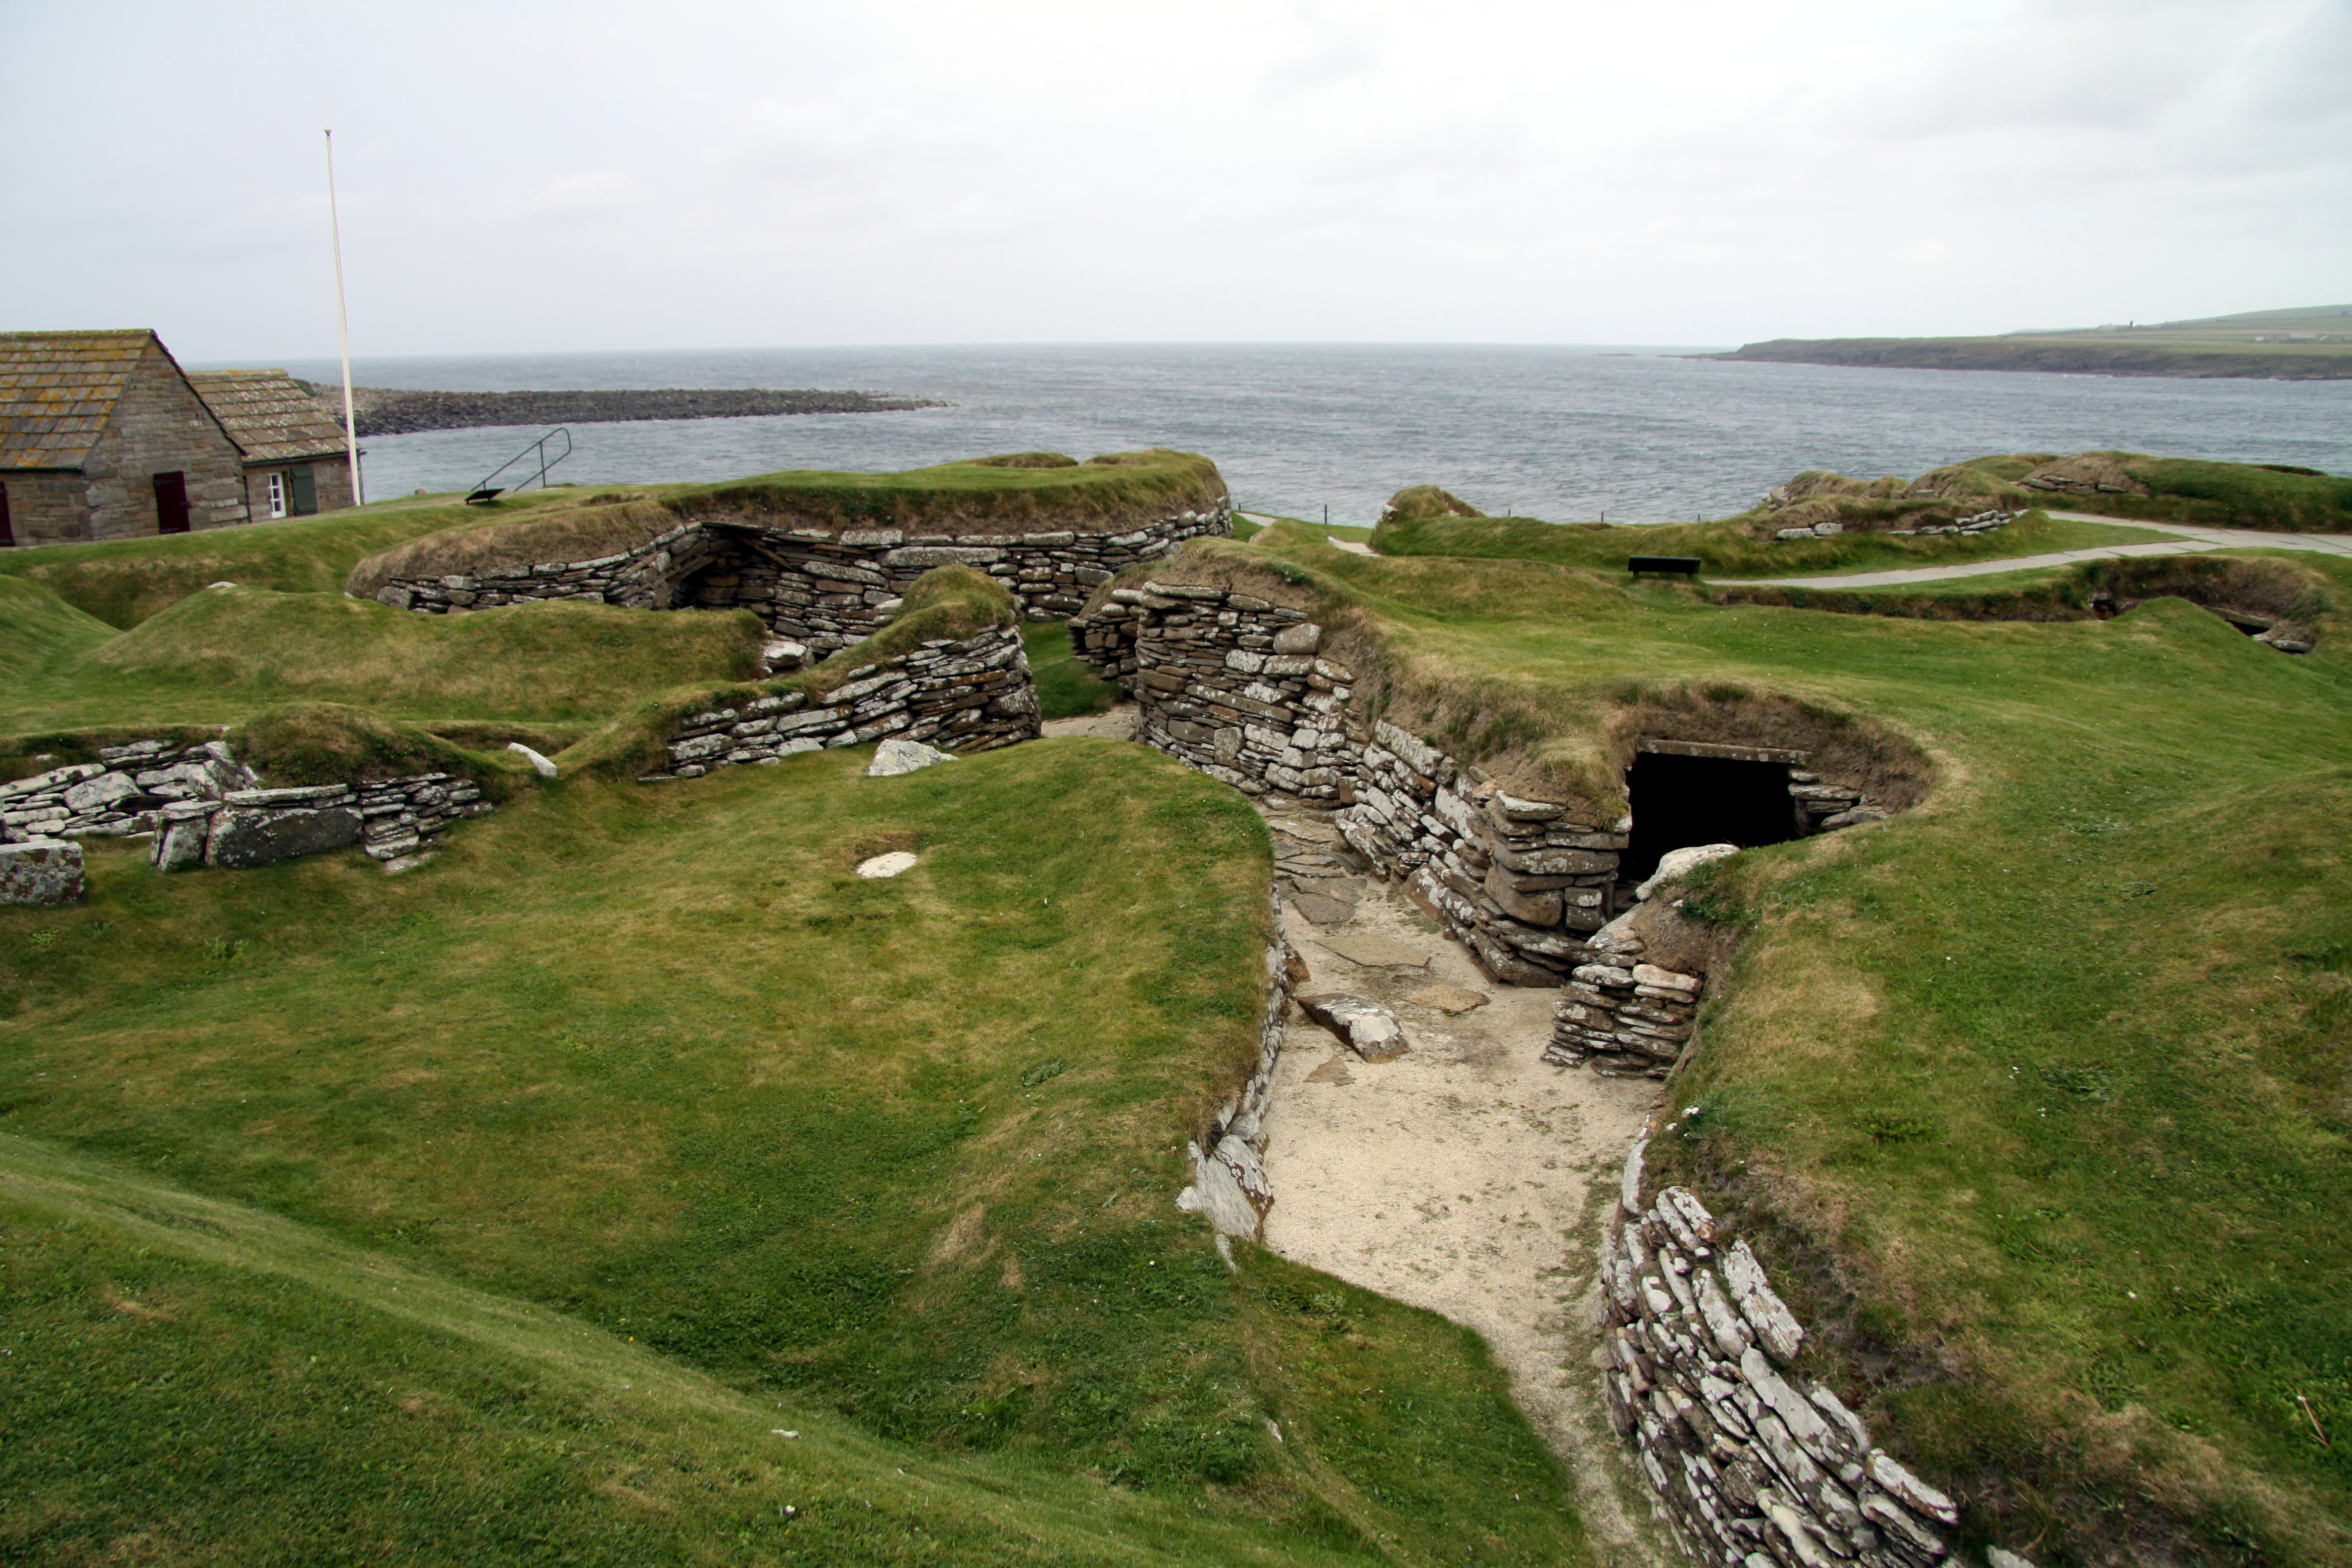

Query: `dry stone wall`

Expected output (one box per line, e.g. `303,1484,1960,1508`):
1,736,498,883
638,624,1041,783
1606,1129,1969,1568
1175,890,1297,1245
1071,583,1889,993
371,505,1230,656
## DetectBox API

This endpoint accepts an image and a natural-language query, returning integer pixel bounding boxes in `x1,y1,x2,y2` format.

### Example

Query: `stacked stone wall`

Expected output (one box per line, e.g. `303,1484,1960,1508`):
0,734,500,889
372,505,1230,656
1175,890,1297,1244
1605,1127,1966,1568
1072,582,1896,992
639,624,1041,782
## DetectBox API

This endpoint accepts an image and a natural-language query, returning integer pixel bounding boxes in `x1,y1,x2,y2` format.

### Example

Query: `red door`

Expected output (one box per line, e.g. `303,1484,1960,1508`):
153,471,191,535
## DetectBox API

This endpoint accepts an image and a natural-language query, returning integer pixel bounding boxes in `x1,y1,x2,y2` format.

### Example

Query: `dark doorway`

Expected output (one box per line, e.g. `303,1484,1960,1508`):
1621,751,1797,883
0,482,12,547
290,464,318,515
152,471,191,534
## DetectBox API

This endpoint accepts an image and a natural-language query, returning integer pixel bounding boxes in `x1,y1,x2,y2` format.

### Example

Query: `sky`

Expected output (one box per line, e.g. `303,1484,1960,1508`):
3,0,2345,359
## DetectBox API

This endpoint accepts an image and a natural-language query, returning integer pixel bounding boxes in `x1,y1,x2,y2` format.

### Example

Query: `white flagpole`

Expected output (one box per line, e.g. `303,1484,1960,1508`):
325,128,364,506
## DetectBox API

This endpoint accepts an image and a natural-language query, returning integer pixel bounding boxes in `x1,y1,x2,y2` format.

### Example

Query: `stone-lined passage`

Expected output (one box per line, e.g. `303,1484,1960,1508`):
638,624,1041,783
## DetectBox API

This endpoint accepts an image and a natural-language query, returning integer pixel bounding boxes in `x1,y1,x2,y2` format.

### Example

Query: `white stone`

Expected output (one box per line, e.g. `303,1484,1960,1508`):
506,742,559,779
1867,1450,1959,1524
855,851,919,879
0,838,85,905
1635,842,1739,901
866,738,957,778
1725,1240,1807,1363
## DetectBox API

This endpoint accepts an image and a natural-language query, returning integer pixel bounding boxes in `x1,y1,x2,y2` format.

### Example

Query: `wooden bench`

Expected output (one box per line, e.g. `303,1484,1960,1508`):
1627,554,1703,579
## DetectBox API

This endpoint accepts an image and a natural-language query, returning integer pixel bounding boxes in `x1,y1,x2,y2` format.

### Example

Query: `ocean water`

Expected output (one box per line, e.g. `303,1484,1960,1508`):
251,344,2352,527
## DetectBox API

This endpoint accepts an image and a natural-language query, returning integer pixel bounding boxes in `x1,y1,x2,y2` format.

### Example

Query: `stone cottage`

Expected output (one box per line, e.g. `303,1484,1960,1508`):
0,329,252,546
187,369,355,521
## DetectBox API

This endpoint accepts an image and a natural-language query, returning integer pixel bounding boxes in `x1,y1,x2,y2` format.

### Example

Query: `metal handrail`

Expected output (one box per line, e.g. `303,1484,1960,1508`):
465,427,573,504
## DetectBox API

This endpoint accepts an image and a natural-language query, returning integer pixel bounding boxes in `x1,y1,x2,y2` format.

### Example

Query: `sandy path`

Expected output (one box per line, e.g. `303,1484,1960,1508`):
1256,833,1664,1563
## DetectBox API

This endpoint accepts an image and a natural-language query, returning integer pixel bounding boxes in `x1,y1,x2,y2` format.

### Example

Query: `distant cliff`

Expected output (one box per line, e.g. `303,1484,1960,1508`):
1705,336,2352,380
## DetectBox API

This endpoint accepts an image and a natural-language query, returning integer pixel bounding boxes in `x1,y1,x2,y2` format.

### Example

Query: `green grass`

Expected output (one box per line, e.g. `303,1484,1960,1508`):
1370,507,2175,581
1220,525,2352,1562
0,742,1592,1567
1024,622,1120,721
0,490,607,629
2055,455,2352,534
0,580,765,738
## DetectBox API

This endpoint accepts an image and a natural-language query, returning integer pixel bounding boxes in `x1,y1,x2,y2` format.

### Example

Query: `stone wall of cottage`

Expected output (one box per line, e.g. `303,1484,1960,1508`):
1,474,95,549
637,623,1041,782
372,504,1231,656
78,344,249,540
1070,581,1891,993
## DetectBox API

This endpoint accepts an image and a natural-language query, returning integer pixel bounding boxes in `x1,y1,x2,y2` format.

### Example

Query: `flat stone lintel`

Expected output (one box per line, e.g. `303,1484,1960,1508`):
1637,737,1808,765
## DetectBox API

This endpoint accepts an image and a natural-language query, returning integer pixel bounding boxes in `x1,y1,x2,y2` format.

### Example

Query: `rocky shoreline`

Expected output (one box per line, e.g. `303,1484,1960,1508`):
332,385,946,437
1700,337,2352,380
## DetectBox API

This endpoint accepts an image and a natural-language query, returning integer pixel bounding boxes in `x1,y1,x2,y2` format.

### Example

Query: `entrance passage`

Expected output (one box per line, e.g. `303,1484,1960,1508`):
1621,751,1796,884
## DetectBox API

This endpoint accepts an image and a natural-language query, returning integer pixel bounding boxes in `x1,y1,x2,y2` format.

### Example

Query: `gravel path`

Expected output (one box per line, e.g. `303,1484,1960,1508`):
1728,511,2352,588
1254,815,1665,1564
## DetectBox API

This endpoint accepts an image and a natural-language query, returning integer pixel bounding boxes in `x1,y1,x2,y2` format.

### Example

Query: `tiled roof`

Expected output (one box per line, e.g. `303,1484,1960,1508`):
0,329,154,471
188,369,351,464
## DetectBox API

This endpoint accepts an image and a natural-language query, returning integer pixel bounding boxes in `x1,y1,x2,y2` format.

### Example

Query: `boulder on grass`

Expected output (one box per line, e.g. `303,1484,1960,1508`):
0,838,85,905
867,738,957,778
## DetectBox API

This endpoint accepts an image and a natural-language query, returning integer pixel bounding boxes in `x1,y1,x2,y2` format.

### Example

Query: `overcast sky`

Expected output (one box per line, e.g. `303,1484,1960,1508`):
4,0,2344,360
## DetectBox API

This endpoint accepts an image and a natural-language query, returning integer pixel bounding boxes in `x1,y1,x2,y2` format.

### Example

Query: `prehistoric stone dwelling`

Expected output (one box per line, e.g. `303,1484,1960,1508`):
187,369,355,521
0,330,250,546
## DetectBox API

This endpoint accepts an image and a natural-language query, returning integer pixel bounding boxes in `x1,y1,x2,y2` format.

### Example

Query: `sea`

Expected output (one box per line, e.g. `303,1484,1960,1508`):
249,344,2352,527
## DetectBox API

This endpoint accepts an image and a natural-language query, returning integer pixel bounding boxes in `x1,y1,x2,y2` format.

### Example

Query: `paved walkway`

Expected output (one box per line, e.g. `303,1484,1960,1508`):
1730,512,2352,589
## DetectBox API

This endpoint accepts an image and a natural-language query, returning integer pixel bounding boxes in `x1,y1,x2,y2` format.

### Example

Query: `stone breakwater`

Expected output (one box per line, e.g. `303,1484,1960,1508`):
2,738,257,845
1606,1128,1972,1568
1176,890,1298,1244
1777,509,2017,541
152,775,492,876
371,506,1230,656
638,624,1041,783
1071,582,1889,993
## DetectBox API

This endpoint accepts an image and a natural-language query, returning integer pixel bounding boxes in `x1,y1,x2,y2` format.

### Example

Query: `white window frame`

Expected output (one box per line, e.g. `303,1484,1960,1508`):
267,471,288,519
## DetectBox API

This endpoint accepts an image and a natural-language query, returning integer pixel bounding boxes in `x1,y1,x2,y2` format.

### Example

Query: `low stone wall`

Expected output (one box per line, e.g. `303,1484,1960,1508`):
1070,581,1891,992
372,506,1231,656
1545,911,1706,1079
1176,891,1297,1245
1605,1129,1968,1568
1,738,256,845
153,775,493,875
0,736,501,888
638,624,1041,782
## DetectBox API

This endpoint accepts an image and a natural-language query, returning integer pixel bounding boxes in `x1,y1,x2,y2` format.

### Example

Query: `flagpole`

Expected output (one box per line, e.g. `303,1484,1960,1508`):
325,128,364,506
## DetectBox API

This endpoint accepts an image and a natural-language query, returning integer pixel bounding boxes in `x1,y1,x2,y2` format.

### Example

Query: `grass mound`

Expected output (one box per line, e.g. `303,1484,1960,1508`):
0,588,765,739
1717,551,2342,648
0,743,1592,1566
1764,451,2352,535
559,566,1021,779
0,574,115,679
227,702,522,790
0,491,605,630
345,450,1230,600
1378,485,1483,522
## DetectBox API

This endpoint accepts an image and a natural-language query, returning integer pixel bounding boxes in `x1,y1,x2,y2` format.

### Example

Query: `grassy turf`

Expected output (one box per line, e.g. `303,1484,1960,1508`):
1024,622,1121,721
1371,507,2175,581
0,490,610,630
0,581,765,738
0,742,1591,1567
1227,526,2352,1561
